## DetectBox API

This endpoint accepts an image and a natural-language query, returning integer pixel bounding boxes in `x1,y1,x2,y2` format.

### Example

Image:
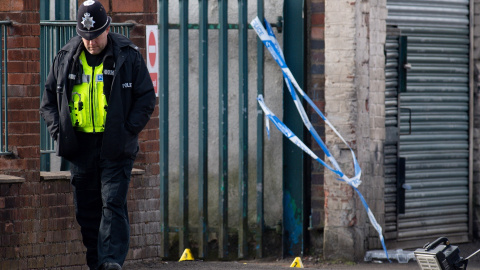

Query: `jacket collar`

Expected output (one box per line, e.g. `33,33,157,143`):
59,32,134,57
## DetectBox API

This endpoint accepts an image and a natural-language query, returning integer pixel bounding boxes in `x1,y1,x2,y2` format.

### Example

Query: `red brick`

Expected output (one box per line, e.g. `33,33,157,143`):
311,173,324,185
8,97,39,109
25,36,41,48
24,1,39,11
8,73,25,85
7,36,24,48
16,146,39,158
129,36,145,49
7,85,26,97
8,49,25,61
144,118,159,129
9,122,40,134
313,100,325,111
7,49,37,62
0,159,26,171
144,0,157,13
23,12,40,24
139,129,158,141
27,85,40,96
4,196,15,208
27,258,38,269
27,61,40,72
145,164,159,176
311,51,325,63
311,1,325,12
311,26,324,40
311,13,325,25
2,12,21,22
0,2,8,11
7,61,27,73
139,141,159,153
311,210,323,226
113,0,143,13
8,110,38,122
4,221,14,233
0,1,23,12
10,23,39,36
30,48,40,60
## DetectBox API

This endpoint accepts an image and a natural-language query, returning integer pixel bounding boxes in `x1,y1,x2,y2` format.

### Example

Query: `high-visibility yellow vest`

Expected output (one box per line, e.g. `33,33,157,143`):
69,51,108,133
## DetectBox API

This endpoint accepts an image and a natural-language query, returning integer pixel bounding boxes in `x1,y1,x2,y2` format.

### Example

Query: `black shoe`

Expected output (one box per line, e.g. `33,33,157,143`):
100,262,122,270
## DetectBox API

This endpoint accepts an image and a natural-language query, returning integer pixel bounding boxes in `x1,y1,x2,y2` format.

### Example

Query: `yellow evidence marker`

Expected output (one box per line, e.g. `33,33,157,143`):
179,248,194,262
290,257,304,268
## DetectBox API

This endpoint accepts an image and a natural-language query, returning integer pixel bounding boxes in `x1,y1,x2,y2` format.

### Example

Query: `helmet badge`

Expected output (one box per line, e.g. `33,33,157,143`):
81,13,95,30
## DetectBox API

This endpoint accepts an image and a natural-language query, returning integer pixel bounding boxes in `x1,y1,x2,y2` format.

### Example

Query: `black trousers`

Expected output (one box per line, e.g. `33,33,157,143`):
69,132,134,269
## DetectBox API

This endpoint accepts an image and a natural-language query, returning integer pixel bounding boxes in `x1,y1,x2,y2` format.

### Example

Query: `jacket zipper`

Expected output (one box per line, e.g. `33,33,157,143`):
91,66,96,133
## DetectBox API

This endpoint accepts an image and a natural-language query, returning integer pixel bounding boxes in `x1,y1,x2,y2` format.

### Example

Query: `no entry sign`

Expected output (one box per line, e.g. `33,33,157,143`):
146,25,159,96
148,31,156,67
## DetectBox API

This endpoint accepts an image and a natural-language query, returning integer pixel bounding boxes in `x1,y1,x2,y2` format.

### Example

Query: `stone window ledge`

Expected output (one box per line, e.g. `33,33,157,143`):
0,174,26,184
40,168,145,181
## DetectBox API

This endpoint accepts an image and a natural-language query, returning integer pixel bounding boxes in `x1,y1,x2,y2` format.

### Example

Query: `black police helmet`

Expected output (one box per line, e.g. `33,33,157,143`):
76,0,111,40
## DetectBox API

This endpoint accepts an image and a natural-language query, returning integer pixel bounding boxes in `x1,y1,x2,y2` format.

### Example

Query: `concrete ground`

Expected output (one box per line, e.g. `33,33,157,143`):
123,260,420,269
123,241,480,270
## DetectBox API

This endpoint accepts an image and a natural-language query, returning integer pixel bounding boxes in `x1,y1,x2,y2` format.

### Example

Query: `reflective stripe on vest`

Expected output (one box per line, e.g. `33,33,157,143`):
69,51,108,133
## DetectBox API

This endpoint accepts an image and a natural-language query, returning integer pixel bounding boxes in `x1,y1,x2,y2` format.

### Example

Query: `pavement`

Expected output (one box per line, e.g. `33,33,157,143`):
122,241,480,269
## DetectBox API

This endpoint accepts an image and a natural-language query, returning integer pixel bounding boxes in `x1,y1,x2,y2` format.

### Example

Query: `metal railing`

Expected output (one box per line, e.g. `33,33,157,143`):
0,21,11,155
159,0,283,260
39,21,134,170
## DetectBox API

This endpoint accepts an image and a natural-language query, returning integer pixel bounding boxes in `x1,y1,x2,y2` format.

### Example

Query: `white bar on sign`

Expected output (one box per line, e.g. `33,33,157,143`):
148,45,156,53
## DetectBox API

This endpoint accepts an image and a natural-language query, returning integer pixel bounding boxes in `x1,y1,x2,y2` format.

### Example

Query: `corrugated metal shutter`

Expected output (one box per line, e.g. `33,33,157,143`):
386,0,470,242
384,31,400,240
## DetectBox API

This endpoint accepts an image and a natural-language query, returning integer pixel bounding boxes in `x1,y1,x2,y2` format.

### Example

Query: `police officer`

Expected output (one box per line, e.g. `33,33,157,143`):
40,1,156,269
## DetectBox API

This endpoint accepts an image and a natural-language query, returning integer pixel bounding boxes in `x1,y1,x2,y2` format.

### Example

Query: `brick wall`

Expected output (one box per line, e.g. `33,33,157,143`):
306,0,326,255
0,0,40,182
0,0,160,268
324,0,357,261
353,0,387,253
323,0,387,261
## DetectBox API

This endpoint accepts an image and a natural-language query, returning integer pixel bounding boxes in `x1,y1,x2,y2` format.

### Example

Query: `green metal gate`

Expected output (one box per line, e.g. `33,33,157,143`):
157,0,305,260
0,21,11,155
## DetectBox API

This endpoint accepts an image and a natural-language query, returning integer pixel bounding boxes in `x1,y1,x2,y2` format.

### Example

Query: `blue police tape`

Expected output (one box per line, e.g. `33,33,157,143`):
253,17,361,187
259,95,388,261
258,95,337,173
252,17,390,261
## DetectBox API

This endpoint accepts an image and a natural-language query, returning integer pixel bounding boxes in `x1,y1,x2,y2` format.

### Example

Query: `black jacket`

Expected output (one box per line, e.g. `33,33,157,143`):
40,33,156,160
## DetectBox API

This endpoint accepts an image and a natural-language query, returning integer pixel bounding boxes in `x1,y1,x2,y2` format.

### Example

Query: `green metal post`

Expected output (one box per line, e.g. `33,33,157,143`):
40,0,50,20
39,24,50,169
256,0,265,259
238,0,248,259
0,24,3,153
159,0,170,258
198,0,209,259
179,0,189,257
3,24,7,152
166,23,259,30
55,0,70,20
282,0,306,257
218,0,229,260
